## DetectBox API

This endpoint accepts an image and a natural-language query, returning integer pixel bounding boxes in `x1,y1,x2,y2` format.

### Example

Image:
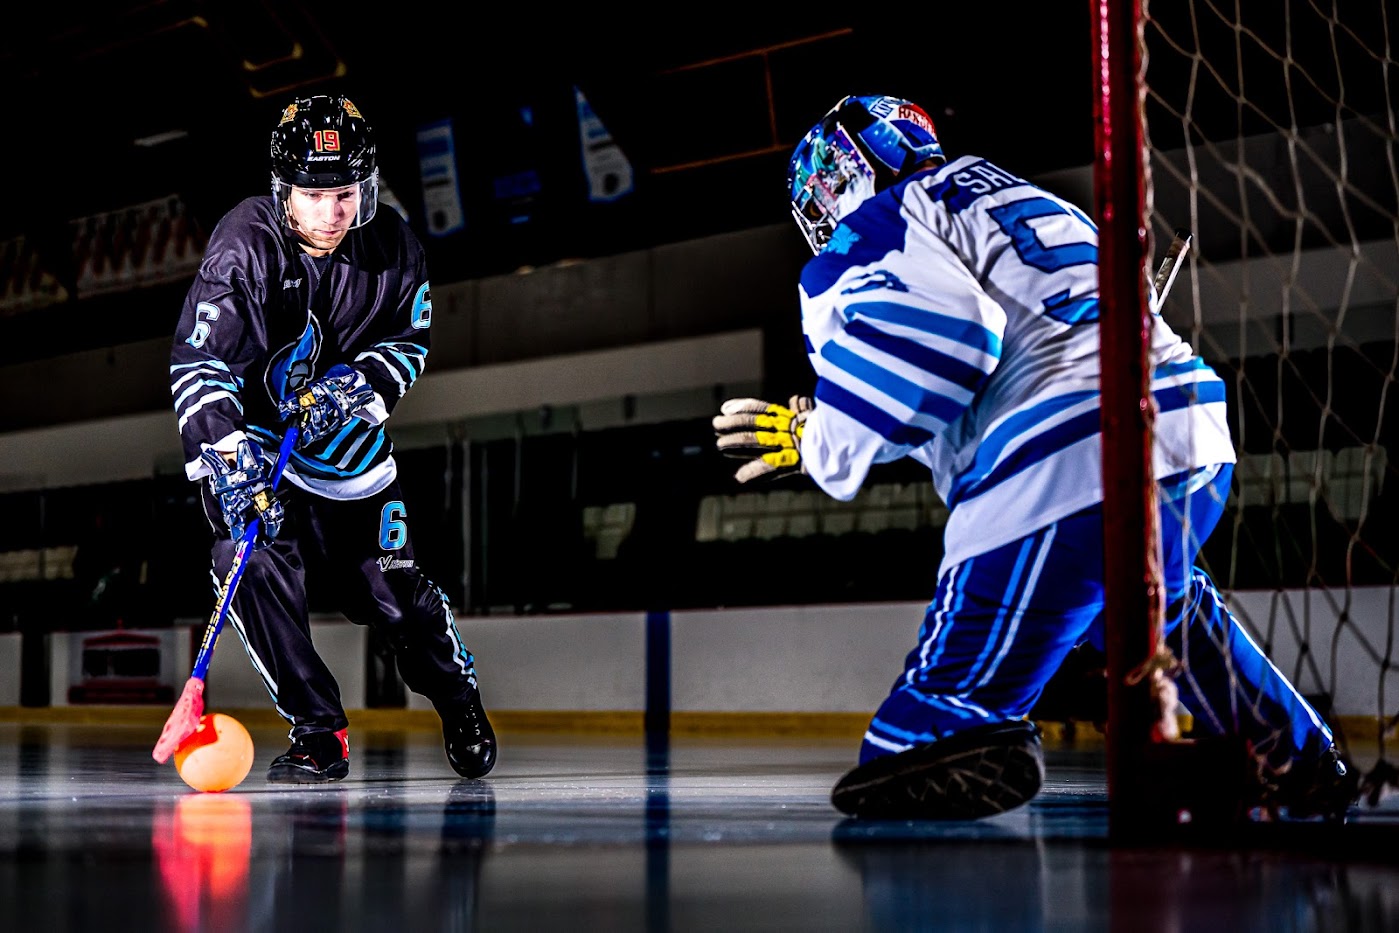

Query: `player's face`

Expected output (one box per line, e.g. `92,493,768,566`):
286,184,361,252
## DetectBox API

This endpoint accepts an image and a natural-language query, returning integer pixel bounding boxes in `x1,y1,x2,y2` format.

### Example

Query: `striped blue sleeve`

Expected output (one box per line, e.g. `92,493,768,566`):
800,236,1006,500
354,270,432,411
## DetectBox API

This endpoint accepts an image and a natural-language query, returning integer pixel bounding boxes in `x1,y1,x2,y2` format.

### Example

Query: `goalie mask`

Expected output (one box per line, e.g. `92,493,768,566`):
270,94,379,229
788,95,944,255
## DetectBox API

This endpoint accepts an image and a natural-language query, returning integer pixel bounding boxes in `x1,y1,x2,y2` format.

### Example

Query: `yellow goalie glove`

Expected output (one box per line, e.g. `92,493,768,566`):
712,395,815,483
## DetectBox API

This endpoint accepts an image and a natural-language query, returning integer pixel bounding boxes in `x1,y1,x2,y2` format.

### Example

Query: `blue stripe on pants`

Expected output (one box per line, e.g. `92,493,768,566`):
861,464,1334,769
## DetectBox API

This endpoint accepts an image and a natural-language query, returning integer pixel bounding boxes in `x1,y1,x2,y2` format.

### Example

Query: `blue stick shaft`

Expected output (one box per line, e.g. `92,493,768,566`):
189,426,299,681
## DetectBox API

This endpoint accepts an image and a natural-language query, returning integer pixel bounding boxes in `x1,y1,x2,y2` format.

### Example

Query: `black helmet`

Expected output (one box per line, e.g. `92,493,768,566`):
270,94,378,227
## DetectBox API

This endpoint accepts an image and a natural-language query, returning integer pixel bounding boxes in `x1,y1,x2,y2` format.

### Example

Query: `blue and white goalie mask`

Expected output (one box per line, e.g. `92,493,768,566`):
788,95,944,254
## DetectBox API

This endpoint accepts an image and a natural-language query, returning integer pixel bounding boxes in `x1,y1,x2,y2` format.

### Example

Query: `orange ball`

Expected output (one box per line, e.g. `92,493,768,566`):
173,713,255,793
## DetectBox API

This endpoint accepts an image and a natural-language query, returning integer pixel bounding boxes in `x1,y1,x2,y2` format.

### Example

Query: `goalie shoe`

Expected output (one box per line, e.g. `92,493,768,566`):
831,719,1045,820
1258,744,1361,823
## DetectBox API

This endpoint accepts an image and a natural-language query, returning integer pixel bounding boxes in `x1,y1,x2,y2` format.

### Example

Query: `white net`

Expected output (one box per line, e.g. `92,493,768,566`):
1144,0,1399,798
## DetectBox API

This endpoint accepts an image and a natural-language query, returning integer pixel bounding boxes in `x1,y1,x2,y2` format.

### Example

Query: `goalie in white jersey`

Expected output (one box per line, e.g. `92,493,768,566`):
714,94,1358,821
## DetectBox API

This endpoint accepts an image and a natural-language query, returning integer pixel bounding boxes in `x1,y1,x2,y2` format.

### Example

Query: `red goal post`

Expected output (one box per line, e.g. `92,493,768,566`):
1093,0,1172,843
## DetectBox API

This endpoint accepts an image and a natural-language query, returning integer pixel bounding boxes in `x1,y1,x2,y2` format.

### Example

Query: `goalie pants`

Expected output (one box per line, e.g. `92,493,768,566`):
861,463,1335,771
202,479,479,739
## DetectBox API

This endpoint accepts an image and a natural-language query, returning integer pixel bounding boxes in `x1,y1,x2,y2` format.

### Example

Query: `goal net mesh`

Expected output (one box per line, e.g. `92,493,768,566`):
1143,0,1398,799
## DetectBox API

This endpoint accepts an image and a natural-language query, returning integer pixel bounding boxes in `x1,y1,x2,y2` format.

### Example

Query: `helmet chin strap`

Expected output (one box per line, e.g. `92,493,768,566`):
280,196,302,234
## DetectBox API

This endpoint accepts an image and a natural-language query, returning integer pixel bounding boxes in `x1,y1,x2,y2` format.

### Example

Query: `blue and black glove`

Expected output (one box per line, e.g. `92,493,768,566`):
277,363,375,446
202,438,284,549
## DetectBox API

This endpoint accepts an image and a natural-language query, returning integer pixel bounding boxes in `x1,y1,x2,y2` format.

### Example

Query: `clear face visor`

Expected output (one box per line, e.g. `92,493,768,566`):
790,127,877,255
272,169,379,230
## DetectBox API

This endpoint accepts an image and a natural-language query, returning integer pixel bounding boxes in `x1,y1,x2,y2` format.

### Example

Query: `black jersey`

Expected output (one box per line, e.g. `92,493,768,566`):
171,195,432,492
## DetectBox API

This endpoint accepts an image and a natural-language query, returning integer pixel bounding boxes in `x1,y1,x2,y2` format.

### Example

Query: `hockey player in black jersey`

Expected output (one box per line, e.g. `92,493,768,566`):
170,93,495,783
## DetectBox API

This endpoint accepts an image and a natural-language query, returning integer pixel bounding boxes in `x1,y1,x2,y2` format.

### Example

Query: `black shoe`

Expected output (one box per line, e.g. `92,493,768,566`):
267,729,350,784
831,720,1045,820
441,691,497,779
1266,745,1360,822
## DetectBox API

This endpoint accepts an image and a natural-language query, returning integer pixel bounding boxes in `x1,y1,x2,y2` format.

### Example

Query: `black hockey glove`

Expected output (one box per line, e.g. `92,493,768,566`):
202,438,284,549
712,395,814,483
278,363,375,446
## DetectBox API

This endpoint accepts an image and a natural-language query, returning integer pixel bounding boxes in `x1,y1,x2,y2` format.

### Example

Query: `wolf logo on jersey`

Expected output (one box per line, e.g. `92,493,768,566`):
266,317,323,401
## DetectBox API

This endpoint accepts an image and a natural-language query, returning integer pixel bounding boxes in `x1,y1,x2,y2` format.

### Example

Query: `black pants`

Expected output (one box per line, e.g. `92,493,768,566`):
202,478,478,739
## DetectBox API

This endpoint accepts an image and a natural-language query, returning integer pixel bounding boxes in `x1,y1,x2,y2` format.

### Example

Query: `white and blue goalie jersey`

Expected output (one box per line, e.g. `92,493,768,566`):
797,155,1236,571
170,196,432,499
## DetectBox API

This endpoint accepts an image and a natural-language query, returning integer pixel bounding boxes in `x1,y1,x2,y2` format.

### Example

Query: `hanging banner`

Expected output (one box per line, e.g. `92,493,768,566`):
491,105,543,227
416,119,467,237
0,234,68,316
575,86,634,203
69,195,205,299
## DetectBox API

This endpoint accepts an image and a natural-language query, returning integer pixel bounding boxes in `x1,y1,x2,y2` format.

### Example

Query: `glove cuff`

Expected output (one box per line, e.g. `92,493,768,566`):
202,438,268,482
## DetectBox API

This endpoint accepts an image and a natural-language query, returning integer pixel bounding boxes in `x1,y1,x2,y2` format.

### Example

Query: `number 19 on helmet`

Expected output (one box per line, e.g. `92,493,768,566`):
270,94,379,230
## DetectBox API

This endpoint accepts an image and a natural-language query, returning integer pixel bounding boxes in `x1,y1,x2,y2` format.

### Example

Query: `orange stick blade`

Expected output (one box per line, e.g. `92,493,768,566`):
152,677,206,763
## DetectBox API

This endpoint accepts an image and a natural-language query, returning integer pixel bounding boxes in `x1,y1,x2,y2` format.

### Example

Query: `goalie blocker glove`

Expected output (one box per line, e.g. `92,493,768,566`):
278,363,375,446
712,395,814,483
202,438,285,549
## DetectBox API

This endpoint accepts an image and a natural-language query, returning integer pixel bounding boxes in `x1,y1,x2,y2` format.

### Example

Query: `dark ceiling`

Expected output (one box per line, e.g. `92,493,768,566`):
4,2,1387,370
0,3,1111,369
1,3,1100,273
5,2,1392,277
